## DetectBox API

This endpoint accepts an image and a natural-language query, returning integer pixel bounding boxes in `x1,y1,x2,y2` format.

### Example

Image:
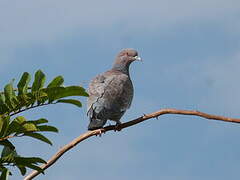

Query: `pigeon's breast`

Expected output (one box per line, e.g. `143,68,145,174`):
103,73,133,112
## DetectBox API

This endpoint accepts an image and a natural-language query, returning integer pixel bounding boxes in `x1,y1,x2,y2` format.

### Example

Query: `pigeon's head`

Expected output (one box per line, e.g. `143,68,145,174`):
113,49,141,71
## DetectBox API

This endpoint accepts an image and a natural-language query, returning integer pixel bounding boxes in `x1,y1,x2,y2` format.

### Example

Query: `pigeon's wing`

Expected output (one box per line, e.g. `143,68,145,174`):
87,71,132,119
87,72,115,118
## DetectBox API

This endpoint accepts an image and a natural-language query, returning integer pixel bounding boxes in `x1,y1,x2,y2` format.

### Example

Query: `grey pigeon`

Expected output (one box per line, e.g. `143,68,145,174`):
87,48,141,130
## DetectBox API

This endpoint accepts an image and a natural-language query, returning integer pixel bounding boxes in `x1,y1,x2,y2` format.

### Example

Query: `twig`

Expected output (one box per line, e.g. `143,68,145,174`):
10,103,56,117
0,135,17,141
24,108,240,180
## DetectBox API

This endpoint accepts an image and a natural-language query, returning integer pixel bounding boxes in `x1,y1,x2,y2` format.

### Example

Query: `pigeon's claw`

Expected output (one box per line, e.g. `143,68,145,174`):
114,121,122,131
95,129,104,137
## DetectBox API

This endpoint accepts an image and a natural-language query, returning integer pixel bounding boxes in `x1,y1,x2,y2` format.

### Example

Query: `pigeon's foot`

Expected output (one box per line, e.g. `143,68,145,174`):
114,122,122,131
95,129,105,137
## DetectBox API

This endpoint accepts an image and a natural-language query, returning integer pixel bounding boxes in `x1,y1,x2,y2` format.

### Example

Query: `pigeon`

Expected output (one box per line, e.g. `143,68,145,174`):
87,48,141,130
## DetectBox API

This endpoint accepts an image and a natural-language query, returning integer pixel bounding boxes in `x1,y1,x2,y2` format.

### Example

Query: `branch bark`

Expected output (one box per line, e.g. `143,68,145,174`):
0,135,16,141
24,108,240,180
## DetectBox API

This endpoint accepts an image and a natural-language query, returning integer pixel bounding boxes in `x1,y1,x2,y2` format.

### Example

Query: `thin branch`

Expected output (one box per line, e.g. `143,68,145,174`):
10,103,56,117
0,135,17,141
0,134,26,141
24,108,240,180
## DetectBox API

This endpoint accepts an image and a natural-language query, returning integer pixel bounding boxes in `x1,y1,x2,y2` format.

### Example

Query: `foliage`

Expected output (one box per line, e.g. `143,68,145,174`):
0,70,88,179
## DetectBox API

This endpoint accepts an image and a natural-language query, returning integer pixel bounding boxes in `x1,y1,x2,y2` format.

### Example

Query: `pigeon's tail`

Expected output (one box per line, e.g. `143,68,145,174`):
88,118,107,130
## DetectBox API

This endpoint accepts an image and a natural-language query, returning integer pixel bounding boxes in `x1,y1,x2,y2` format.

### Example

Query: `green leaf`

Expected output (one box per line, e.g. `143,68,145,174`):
45,86,88,103
6,120,22,136
57,99,82,107
0,94,8,114
4,83,14,101
11,96,19,109
25,93,36,107
1,146,17,158
22,163,44,174
0,116,10,138
0,94,5,108
59,86,89,98
36,90,48,104
22,123,38,132
15,157,45,173
1,146,11,158
24,132,52,145
37,125,58,133
0,140,15,150
27,118,48,125
42,87,62,103
47,76,64,88
17,72,31,95
15,157,46,175
0,93,4,101
16,165,26,176
0,116,4,135
0,155,15,164
15,157,46,164
14,116,26,124
0,168,10,180
31,70,46,92
4,82,15,110
0,94,5,104
6,116,37,135
16,93,30,108
0,147,17,164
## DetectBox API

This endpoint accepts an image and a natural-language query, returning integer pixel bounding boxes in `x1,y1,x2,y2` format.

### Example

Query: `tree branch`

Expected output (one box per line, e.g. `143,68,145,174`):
24,108,240,180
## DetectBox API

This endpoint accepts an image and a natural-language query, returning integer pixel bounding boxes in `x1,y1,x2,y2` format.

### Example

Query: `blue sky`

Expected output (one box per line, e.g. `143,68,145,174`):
1,0,240,179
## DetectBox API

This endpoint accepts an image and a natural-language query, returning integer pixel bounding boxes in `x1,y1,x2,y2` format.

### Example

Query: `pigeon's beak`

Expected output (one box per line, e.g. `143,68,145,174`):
134,56,142,61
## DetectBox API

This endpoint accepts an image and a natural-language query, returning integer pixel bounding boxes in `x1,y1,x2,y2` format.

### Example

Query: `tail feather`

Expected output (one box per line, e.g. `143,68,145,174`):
88,118,107,130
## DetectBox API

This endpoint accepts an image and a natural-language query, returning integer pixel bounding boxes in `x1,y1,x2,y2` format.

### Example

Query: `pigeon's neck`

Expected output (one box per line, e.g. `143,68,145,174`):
112,63,130,75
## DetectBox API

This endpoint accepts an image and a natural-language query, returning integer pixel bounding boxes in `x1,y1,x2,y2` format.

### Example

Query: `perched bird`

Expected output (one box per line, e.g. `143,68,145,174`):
87,48,141,130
